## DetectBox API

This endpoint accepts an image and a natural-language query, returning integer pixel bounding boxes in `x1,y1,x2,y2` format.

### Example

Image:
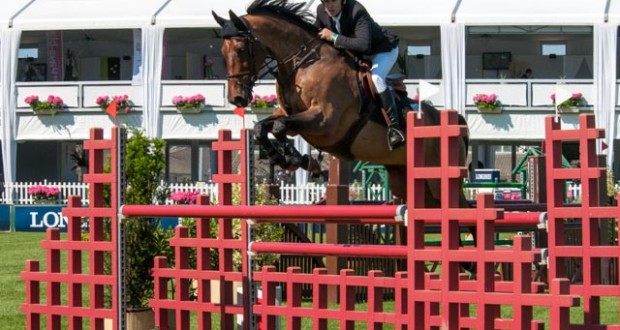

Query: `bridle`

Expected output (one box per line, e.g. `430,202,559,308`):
224,22,322,103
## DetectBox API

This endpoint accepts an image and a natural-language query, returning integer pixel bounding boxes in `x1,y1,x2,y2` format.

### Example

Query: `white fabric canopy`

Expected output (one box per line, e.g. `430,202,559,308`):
593,24,617,167
11,0,170,30
155,0,250,28
455,0,608,25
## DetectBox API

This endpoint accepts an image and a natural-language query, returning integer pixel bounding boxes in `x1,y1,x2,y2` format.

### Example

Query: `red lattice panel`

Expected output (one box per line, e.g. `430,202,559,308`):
150,129,251,330
405,111,578,329
21,127,122,329
545,114,620,329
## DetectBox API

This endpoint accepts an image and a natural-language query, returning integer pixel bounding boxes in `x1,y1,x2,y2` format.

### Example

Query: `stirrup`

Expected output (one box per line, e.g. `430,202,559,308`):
387,127,405,150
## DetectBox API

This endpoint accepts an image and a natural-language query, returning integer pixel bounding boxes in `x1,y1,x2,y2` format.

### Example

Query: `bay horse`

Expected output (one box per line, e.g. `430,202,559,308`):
212,0,470,209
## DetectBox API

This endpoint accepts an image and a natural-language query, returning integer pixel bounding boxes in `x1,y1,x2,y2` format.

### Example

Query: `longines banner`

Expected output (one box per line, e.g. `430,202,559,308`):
11,205,179,232
14,205,67,232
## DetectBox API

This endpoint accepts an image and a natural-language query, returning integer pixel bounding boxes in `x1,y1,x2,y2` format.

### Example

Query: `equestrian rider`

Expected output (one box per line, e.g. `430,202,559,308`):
315,0,404,150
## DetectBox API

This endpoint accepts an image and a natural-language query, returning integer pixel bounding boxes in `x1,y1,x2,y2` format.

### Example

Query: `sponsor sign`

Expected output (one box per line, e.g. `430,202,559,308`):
0,205,10,231
13,204,179,232
14,205,66,232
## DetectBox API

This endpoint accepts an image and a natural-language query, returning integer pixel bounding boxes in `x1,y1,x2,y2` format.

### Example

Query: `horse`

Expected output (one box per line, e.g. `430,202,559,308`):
211,0,470,209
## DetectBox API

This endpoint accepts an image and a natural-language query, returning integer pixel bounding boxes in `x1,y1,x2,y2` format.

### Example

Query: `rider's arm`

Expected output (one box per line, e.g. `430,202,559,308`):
333,8,372,54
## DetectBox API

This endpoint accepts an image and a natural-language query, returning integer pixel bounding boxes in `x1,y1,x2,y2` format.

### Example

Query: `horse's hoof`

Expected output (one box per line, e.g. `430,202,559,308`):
285,155,302,172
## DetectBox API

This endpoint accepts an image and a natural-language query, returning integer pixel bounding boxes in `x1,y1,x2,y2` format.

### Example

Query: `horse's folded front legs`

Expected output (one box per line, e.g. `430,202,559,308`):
254,118,287,168
272,117,322,175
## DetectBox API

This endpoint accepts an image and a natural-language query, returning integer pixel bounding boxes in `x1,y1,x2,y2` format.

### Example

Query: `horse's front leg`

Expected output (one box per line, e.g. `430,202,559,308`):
271,110,324,175
254,115,288,168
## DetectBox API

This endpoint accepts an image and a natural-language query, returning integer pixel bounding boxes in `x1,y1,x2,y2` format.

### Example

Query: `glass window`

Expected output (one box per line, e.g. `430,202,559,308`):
408,45,431,56
542,43,566,56
18,48,38,59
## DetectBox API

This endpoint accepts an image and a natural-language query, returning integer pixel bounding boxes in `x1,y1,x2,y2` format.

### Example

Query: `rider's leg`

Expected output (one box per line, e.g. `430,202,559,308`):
378,89,405,149
371,47,404,150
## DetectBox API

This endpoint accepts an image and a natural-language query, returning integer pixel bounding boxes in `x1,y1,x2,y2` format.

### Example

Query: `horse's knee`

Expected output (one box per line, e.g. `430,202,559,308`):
272,118,287,139
254,121,268,138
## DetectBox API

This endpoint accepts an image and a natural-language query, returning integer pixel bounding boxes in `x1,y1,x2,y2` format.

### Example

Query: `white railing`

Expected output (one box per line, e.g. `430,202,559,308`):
0,181,388,205
163,182,219,205
278,183,390,205
8,180,607,205
279,183,327,205
3,180,89,205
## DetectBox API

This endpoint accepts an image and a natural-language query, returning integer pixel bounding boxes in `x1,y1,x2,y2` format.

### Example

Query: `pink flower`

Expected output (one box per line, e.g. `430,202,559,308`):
24,95,39,104
170,191,201,204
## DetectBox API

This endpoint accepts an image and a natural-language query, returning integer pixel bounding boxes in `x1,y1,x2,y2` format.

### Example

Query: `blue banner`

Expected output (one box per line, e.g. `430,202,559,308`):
14,205,66,232
0,204,10,231
13,205,179,232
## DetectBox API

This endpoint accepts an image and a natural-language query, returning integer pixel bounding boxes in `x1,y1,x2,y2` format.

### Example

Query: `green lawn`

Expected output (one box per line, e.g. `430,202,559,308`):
2,231,620,329
0,232,47,330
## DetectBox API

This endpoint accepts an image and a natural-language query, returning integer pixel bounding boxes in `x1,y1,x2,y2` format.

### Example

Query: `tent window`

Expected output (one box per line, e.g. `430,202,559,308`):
18,48,38,59
541,43,566,56
408,45,431,57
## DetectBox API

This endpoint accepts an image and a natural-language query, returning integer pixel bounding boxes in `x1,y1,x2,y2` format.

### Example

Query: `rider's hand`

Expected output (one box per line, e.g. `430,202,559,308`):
318,28,336,42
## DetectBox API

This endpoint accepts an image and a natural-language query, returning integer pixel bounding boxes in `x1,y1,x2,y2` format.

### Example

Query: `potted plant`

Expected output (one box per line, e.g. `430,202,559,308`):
473,93,502,113
249,94,278,113
96,94,134,115
551,92,586,113
28,185,60,204
25,95,65,116
171,94,205,114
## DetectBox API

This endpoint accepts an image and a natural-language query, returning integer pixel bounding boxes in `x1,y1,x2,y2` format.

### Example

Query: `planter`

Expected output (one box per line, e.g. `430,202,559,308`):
558,106,579,113
33,109,57,116
176,106,202,114
33,198,58,205
251,106,275,114
476,106,502,114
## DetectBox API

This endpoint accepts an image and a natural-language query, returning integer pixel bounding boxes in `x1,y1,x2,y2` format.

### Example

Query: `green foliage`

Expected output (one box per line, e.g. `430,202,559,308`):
123,129,172,308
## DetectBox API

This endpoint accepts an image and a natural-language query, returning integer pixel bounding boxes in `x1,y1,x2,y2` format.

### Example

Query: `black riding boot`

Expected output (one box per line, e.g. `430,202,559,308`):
379,90,405,150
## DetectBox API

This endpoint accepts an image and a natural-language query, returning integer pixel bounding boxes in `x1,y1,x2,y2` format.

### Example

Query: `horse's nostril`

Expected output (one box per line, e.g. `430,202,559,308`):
233,96,248,108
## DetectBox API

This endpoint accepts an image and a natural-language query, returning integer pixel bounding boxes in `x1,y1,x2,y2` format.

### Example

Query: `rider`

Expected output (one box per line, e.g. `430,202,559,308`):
315,0,404,149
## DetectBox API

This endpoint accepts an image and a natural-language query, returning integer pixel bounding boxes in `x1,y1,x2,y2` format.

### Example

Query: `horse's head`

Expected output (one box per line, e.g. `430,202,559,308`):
213,10,268,108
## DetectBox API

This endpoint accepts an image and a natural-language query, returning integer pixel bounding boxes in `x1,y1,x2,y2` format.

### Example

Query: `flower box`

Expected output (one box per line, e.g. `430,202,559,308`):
250,106,275,114
476,105,502,114
250,94,278,110
28,185,60,204
25,95,65,116
172,94,205,114
473,93,501,114
551,92,586,110
96,94,134,115
558,106,580,113
176,106,202,114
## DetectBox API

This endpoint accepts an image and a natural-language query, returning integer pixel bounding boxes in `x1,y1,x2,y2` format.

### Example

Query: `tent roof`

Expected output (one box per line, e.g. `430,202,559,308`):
11,0,170,30
455,0,608,25
0,0,34,28
155,0,458,28
155,1,251,28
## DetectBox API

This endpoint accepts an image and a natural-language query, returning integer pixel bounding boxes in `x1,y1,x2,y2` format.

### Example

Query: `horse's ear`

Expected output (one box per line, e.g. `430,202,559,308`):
212,11,229,27
228,10,249,33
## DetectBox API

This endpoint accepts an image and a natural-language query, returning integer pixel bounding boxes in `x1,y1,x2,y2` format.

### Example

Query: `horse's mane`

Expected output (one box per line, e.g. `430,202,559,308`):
246,0,318,33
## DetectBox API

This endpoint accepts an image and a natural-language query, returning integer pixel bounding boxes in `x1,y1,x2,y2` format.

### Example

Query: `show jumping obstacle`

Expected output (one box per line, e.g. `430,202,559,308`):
21,111,620,329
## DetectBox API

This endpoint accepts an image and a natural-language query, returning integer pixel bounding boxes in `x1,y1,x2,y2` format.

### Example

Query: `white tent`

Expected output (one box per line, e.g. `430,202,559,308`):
454,0,608,25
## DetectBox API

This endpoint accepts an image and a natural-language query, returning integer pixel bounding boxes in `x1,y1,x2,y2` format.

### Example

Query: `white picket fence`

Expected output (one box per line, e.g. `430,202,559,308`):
1,180,602,205
278,183,389,205
3,180,89,205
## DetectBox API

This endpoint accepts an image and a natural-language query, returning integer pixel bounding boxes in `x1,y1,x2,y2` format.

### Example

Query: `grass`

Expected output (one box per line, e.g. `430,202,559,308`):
0,232,47,330
2,231,620,329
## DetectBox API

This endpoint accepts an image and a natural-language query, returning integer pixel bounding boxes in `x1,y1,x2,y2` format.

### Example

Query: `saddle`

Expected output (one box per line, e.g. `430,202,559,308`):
356,60,412,124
